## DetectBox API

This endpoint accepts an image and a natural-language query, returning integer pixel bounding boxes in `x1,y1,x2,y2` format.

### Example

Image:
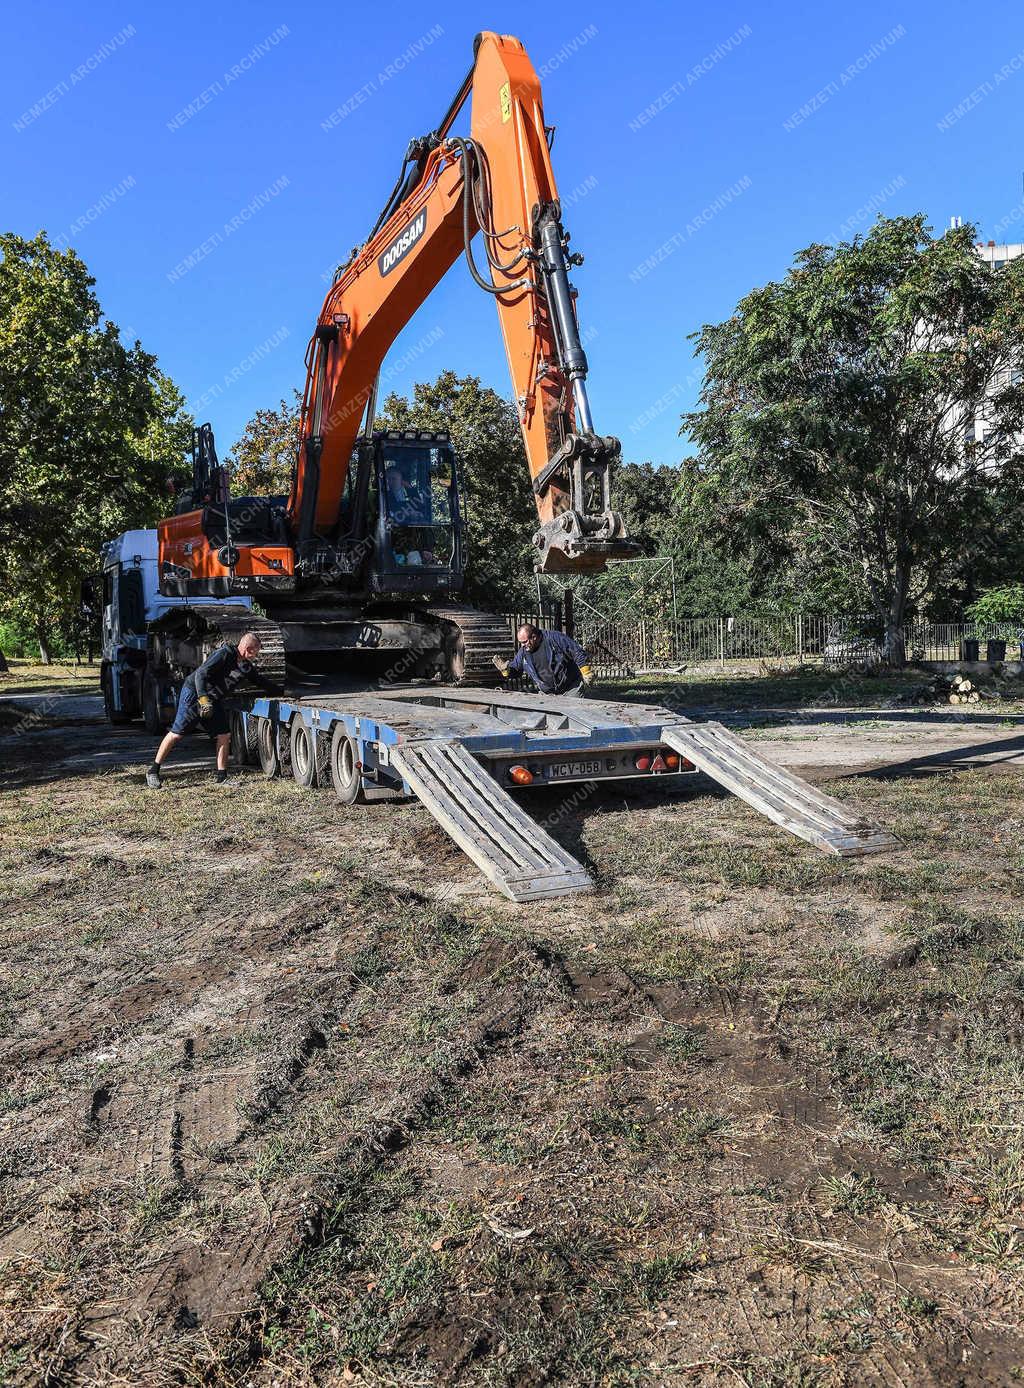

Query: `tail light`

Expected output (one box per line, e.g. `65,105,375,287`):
634,754,651,772
664,753,680,770
508,765,533,786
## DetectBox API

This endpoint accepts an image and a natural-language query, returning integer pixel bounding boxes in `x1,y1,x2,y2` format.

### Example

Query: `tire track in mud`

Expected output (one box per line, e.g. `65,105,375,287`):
72,934,568,1382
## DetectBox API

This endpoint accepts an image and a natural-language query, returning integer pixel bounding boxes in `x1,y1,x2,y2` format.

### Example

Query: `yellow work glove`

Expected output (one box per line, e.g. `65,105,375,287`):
198,695,215,719
579,665,594,685
492,655,511,677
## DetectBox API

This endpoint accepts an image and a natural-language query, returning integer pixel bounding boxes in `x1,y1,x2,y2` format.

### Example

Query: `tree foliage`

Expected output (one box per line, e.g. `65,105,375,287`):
683,216,1024,659
0,232,191,658
377,370,537,606
226,390,300,497
966,583,1024,626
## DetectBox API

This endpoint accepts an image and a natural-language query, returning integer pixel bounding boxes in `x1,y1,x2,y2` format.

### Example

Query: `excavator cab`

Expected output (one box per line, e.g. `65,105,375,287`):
369,430,465,597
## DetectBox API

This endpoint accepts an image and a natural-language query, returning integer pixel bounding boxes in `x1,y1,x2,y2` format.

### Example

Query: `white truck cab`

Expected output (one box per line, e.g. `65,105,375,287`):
88,529,252,729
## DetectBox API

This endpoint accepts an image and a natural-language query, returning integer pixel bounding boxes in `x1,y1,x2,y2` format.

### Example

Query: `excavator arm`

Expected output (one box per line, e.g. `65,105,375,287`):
289,31,636,575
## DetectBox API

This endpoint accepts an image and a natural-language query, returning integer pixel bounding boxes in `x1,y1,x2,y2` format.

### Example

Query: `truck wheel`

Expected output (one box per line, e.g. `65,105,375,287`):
290,718,317,788
142,672,163,736
256,717,280,778
101,663,132,726
330,726,364,804
231,712,252,767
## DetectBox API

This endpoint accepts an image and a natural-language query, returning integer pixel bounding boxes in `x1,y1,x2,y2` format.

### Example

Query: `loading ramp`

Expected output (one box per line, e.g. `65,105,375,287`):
661,723,900,857
390,739,594,901
237,687,900,901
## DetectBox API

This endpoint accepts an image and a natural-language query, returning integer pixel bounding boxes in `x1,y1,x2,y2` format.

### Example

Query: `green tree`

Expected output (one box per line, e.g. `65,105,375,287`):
610,461,678,557
226,390,300,497
0,232,191,660
377,370,537,606
684,216,1024,662
967,584,1024,626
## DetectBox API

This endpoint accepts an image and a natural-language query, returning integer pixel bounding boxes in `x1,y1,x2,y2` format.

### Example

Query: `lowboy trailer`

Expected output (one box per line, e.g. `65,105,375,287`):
231,684,901,902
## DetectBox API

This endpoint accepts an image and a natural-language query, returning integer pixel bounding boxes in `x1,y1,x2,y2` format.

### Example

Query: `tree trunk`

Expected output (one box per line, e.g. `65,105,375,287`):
37,625,52,665
884,563,911,667
884,620,906,667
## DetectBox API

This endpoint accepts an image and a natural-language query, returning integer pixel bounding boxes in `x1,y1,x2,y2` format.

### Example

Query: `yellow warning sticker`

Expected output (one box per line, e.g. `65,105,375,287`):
499,81,512,123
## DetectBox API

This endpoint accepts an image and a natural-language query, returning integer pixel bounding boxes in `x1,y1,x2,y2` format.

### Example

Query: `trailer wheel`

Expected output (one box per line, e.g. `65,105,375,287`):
290,718,317,788
315,731,331,787
142,672,163,736
277,720,293,778
256,717,280,778
231,712,252,767
244,712,260,763
330,726,364,804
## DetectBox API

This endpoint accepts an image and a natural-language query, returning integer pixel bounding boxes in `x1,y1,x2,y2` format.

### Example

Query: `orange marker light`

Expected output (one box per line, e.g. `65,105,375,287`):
664,752,680,770
509,765,533,786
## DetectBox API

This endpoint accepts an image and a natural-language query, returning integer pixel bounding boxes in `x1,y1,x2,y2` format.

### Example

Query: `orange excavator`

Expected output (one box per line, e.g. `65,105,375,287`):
155,32,636,686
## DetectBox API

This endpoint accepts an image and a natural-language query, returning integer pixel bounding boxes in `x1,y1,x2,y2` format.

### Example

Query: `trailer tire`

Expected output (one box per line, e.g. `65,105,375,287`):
277,720,293,778
330,726,364,804
142,671,163,736
245,712,260,763
315,731,331,788
290,718,317,788
231,712,252,767
256,717,280,778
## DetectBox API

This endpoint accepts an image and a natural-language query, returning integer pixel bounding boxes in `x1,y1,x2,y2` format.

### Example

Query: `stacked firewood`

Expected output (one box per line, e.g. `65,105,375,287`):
886,672,1021,706
946,674,982,705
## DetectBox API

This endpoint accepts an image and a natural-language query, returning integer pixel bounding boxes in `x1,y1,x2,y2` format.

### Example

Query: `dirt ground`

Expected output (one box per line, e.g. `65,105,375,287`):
2,662,1024,1386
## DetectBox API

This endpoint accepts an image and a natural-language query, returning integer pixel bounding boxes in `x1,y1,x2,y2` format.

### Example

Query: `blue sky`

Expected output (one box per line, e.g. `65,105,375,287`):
3,0,1023,466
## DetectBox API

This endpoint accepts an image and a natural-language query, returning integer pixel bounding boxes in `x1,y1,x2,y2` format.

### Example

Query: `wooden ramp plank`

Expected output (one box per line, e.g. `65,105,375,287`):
390,740,594,902
661,723,901,857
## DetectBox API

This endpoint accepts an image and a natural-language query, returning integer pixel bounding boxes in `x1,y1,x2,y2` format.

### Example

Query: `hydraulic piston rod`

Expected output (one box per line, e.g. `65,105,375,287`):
537,210,593,427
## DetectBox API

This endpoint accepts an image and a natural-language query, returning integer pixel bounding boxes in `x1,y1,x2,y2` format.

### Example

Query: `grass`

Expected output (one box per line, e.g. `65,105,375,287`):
2,663,1024,1383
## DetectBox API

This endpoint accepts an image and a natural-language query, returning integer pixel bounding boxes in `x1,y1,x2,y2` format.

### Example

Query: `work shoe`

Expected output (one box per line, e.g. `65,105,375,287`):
145,766,162,789
215,770,230,785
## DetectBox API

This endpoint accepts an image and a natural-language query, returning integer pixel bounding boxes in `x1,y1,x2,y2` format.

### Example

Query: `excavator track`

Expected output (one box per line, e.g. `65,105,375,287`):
428,606,511,686
154,605,288,689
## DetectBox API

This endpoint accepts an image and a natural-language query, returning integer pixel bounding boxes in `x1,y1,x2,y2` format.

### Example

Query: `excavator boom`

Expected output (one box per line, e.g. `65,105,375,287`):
290,31,635,575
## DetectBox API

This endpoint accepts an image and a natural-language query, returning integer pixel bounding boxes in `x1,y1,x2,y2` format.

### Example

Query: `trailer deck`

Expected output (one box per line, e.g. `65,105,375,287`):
236,685,901,901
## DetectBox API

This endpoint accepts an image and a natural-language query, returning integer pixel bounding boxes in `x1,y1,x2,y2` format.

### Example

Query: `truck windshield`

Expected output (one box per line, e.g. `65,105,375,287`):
382,443,457,569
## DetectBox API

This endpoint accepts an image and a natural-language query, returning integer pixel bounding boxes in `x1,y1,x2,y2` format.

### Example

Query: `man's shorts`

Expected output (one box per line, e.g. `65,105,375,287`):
170,685,230,736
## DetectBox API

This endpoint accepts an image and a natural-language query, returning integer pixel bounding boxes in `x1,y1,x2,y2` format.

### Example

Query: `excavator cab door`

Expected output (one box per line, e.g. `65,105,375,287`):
371,431,465,595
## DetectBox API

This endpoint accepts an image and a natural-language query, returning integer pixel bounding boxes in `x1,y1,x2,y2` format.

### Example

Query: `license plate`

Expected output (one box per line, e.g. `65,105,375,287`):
545,759,602,779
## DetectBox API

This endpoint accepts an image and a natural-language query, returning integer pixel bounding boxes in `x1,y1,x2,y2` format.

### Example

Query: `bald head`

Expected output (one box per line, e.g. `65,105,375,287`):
238,633,262,660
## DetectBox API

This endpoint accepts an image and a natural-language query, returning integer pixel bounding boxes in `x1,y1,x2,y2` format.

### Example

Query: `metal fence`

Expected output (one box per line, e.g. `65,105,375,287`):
497,611,1024,675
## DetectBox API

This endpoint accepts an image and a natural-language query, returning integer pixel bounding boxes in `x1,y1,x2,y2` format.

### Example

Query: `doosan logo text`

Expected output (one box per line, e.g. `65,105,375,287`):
378,209,426,275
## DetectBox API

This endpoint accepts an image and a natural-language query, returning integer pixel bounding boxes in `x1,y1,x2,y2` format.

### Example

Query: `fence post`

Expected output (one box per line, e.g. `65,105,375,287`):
564,590,574,640
797,613,803,665
718,618,726,670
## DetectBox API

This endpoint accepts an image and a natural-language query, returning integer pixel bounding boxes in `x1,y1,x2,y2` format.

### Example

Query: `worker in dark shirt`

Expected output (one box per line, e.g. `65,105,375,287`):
494,623,594,697
145,633,280,788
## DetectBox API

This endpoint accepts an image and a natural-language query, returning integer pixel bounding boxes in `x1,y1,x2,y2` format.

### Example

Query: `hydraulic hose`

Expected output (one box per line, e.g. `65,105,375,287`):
450,137,529,296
